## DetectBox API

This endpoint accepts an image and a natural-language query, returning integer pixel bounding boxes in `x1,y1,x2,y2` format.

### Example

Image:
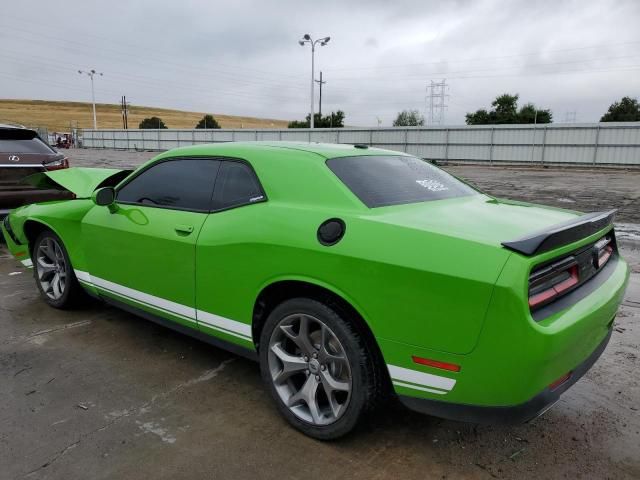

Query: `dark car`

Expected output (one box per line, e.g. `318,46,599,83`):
0,125,71,219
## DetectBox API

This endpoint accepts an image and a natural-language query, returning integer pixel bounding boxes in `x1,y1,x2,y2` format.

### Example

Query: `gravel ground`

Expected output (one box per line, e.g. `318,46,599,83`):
1,148,638,479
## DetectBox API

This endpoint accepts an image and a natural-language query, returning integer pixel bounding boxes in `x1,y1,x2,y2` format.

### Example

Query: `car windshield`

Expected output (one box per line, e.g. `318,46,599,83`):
326,155,478,208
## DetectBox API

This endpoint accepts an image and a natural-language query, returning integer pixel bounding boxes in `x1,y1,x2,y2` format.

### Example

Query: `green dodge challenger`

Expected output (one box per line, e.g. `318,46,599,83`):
1,142,629,439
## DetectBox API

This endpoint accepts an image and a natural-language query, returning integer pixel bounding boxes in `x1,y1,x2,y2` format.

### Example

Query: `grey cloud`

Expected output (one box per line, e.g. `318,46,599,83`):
0,0,638,126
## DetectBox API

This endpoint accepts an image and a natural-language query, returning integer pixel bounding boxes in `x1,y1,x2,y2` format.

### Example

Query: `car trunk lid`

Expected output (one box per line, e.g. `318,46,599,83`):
369,195,584,250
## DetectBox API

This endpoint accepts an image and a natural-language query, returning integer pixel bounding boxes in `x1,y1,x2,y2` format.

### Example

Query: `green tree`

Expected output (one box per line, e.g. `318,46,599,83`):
466,94,552,125
288,111,345,128
600,96,640,122
518,103,553,124
195,114,221,129
392,109,425,127
139,116,167,129
491,93,519,124
465,109,490,125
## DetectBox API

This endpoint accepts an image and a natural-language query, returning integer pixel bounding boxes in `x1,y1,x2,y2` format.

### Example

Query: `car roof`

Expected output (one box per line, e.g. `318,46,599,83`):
0,123,39,135
156,141,409,161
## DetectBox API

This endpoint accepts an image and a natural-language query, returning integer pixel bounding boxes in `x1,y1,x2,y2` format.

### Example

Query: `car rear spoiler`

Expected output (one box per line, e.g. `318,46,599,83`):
501,209,616,256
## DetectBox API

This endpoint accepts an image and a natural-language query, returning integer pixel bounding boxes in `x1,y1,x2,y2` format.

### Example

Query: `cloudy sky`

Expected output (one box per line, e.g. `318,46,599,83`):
1,0,638,126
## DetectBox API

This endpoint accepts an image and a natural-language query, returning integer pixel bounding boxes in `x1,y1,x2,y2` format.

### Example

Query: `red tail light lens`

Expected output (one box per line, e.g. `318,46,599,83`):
44,157,69,171
529,257,579,310
593,237,613,269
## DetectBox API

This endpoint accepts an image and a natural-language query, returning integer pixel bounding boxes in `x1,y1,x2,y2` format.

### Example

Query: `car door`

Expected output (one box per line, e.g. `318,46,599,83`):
195,159,267,344
81,157,220,329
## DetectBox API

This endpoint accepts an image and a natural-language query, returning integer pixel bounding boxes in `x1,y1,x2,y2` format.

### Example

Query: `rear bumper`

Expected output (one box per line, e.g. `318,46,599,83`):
399,326,612,424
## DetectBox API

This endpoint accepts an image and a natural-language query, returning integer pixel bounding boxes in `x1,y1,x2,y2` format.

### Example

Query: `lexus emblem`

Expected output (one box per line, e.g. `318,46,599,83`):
8,155,20,162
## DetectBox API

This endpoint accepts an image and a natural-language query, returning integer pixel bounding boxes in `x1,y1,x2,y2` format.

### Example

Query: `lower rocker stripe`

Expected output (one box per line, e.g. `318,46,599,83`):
387,364,456,391
198,320,252,341
392,381,448,395
95,285,196,324
74,269,252,340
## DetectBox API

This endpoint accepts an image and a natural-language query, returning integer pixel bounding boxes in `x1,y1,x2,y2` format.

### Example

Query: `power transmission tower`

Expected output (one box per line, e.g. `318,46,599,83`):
425,79,449,125
315,71,327,117
564,110,577,123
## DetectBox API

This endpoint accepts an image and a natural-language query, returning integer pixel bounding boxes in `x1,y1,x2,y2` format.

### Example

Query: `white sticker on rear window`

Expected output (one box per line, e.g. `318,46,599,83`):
416,179,448,191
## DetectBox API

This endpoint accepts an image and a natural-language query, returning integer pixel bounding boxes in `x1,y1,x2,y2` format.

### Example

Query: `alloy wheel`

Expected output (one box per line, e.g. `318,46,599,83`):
268,313,352,425
36,237,67,301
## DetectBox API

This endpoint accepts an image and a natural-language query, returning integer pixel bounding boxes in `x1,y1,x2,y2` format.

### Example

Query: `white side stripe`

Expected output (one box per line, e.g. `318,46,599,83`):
197,310,252,338
197,319,252,340
90,275,196,319
21,259,33,268
74,269,252,341
392,381,448,395
387,364,456,392
75,270,92,283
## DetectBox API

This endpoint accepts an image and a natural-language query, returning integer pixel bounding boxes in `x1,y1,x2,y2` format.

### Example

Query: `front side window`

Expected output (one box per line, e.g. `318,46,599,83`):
117,158,220,211
213,161,265,210
327,155,477,208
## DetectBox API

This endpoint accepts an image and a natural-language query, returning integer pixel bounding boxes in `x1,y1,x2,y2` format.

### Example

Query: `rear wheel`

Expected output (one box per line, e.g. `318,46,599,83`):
259,297,382,440
32,230,84,308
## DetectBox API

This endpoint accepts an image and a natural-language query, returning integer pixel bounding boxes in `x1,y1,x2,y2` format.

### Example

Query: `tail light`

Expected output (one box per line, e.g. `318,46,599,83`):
44,157,69,171
593,236,613,268
528,256,579,310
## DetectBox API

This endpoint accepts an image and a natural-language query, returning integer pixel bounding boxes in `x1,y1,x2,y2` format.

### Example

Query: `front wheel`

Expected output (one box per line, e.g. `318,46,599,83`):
32,230,84,308
259,298,382,440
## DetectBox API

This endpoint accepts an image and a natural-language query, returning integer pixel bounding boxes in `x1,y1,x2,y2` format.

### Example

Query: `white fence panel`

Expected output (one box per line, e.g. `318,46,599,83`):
78,122,640,166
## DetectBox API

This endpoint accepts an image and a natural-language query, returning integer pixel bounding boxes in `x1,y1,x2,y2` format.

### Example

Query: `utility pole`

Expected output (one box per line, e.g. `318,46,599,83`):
531,109,538,162
120,96,130,129
299,34,330,129
78,69,103,129
425,79,449,125
315,71,327,117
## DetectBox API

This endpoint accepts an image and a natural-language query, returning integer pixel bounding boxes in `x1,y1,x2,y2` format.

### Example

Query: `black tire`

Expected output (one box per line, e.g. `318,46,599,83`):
32,229,84,309
259,297,383,440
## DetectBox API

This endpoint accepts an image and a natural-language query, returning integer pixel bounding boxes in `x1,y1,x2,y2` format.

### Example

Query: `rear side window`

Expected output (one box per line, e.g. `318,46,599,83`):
327,155,477,208
0,138,54,154
213,161,265,211
117,158,220,211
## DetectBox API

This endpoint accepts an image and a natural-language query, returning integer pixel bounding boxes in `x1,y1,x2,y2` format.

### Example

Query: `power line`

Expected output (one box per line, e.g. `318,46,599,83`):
327,54,640,83
323,40,640,72
0,15,305,81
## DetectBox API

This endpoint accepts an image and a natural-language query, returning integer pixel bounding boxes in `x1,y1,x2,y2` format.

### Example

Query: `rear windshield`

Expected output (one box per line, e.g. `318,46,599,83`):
0,138,54,154
326,155,477,208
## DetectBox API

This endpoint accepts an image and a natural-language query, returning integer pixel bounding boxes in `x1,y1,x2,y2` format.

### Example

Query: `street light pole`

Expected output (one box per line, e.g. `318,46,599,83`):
310,42,315,128
78,69,103,129
299,34,330,129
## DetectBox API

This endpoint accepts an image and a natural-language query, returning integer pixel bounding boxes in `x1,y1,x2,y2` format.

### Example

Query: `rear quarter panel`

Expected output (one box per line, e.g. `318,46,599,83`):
195,201,510,355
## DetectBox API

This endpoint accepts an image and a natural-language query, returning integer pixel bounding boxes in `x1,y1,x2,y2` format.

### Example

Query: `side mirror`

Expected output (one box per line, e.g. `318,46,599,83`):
92,187,118,213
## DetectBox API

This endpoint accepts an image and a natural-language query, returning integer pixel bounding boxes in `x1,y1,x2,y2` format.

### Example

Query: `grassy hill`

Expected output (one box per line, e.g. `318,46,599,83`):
0,99,290,132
